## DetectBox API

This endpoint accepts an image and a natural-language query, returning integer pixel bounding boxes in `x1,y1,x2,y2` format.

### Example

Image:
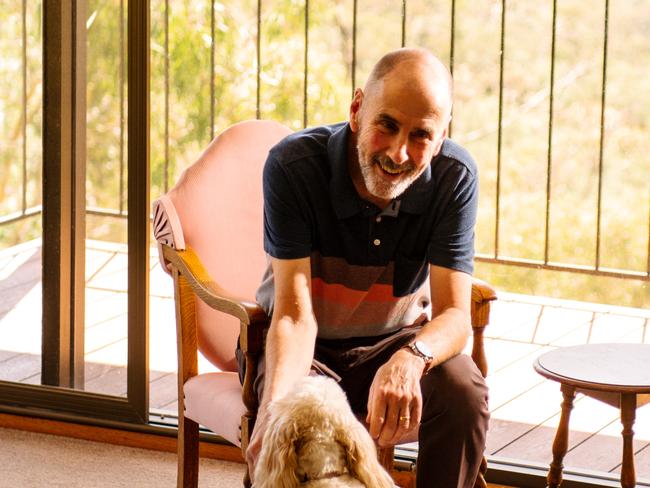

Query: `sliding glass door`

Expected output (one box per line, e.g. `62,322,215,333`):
0,0,150,427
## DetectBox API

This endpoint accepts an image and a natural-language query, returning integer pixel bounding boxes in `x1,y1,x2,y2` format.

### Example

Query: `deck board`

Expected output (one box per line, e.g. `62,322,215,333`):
1,240,650,483
0,353,40,383
481,338,542,373
531,306,595,345
149,372,179,410
485,345,552,410
627,443,650,482
494,395,619,462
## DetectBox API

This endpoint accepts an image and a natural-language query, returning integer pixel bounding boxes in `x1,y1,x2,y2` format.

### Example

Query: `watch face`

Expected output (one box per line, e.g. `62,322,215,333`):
414,340,433,359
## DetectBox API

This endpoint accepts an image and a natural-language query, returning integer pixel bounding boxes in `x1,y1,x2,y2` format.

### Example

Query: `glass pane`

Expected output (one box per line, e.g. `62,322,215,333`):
84,0,129,396
0,1,43,384
148,0,231,418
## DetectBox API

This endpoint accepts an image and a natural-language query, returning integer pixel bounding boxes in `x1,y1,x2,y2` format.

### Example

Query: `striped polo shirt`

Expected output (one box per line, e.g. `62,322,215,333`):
256,122,478,339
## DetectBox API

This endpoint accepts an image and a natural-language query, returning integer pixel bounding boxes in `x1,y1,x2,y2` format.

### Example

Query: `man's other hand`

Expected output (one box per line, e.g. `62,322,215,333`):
245,403,271,482
366,348,424,447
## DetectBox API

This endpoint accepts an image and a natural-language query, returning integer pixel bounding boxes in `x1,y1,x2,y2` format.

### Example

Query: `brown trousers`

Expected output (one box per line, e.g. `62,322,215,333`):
237,326,490,488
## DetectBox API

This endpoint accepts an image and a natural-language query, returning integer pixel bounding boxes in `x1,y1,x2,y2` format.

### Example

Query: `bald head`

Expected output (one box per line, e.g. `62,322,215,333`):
363,48,453,120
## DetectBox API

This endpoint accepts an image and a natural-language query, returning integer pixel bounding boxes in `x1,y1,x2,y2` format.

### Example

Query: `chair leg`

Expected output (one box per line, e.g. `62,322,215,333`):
241,413,255,487
178,415,200,488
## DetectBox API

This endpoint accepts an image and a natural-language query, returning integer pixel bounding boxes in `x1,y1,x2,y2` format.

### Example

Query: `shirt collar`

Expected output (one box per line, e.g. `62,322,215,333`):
327,123,438,218
328,123,362,219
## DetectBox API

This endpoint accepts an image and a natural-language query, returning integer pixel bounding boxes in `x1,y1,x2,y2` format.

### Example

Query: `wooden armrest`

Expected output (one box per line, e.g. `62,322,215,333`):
470,277,497,330
471,277,497,304
162,244,267,326
469,277,497,378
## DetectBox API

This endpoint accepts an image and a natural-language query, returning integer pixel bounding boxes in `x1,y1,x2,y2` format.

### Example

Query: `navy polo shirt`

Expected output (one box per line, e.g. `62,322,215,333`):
256,122,478,339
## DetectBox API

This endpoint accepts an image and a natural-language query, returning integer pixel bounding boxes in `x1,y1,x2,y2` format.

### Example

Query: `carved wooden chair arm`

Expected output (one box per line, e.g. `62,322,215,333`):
470,277,497,379
471,277,497,326
162,244,267,326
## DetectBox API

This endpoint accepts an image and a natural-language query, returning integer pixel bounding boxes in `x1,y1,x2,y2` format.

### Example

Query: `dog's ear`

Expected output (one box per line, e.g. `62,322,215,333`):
253,411,301,488
337,421,395,488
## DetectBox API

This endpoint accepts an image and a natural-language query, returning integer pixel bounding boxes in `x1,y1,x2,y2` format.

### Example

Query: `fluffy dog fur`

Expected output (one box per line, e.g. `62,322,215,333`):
253,375,395,488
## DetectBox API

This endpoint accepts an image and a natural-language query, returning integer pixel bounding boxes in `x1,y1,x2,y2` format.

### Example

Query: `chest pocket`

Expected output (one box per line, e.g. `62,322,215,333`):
393,254,429,297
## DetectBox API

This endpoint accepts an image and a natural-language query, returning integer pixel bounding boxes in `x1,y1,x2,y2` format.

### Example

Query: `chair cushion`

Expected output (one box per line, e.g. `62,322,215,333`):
183,371,246,448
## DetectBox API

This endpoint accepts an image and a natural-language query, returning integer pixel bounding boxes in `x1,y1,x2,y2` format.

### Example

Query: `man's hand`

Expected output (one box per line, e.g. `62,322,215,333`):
245,403,271,482
366,348,425,447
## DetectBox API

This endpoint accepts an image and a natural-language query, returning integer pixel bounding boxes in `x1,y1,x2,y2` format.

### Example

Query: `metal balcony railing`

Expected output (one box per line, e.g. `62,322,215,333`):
1,0,648,283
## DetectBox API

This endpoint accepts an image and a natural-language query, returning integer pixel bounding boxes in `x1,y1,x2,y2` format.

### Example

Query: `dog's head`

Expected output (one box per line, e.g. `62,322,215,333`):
254,376,394,487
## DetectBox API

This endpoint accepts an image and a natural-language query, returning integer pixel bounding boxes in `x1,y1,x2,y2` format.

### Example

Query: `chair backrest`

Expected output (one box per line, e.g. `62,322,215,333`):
154,120,292,371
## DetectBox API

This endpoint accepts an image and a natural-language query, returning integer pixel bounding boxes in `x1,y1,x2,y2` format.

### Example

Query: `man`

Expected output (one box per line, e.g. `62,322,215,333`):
241,47,489,487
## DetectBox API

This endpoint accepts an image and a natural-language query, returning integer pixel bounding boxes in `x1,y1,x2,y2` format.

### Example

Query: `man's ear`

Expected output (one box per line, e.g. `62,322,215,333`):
432,126,448,156
349,88,363,132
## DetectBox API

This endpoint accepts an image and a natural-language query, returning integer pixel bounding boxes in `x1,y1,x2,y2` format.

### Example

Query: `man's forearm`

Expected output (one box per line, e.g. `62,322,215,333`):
262,315,318,405
414,306,470,367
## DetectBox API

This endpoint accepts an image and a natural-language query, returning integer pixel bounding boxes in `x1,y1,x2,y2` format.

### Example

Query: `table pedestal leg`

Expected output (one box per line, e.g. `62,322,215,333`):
620,393,637,488
548,384,576,488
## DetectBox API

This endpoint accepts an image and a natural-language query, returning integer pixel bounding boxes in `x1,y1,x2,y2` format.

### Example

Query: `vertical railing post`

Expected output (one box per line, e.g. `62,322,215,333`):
303,0,309,128
164,0,170,191
647,205,650,277
256,0,262,119
210,0,215,140
21,0,28,215
544,0,558,264
351,0,357,96
401,0,406,47
595,0,610,272
119,0,126,214
448,0,456,138
494,0,506,259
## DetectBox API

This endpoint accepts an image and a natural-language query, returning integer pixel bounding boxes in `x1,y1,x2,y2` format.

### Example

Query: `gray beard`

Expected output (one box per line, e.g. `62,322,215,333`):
357,147,417,202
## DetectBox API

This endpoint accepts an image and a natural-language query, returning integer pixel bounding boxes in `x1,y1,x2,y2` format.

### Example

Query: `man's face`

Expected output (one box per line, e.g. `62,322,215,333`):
350,68,450,205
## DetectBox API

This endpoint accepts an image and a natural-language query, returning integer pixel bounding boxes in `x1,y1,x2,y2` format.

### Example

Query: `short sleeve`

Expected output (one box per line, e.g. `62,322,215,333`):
262,154,312,259
426,164,478,274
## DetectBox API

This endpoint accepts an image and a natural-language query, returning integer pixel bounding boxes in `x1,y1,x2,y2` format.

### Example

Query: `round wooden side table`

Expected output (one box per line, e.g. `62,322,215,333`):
534,343,650,488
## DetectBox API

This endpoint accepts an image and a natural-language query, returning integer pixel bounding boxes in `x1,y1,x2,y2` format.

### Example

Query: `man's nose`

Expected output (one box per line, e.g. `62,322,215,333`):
386,134,409,165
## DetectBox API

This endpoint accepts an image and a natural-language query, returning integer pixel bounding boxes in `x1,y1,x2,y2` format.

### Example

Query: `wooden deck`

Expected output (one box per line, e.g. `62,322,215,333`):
1,239,650,484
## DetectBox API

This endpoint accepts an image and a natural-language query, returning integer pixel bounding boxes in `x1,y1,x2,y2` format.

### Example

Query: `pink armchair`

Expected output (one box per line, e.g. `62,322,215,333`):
152,119,497,488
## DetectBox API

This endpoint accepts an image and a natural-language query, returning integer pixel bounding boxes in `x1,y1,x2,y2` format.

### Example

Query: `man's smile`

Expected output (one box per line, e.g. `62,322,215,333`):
374,155,412,176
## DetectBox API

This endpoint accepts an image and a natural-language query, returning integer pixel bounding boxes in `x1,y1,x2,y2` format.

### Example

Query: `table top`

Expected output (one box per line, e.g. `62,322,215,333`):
534,343,650,393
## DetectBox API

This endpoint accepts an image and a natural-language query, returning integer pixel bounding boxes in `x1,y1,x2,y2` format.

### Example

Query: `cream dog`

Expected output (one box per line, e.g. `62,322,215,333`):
253,375,395,487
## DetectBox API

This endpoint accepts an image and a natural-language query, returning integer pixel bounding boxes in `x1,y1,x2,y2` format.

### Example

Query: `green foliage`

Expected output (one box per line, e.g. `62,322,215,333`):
0,0,648,306
86,0,126,212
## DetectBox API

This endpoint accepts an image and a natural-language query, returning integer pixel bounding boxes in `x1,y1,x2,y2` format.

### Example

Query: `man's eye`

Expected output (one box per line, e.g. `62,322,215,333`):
412,130,431,140
380,120,397,131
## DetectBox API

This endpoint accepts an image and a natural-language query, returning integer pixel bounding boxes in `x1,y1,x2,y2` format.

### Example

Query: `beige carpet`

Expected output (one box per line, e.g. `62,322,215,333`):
0,427,245,487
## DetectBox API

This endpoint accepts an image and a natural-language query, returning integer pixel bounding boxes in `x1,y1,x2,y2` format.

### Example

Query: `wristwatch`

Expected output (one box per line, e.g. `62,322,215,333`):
404,340,435,367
